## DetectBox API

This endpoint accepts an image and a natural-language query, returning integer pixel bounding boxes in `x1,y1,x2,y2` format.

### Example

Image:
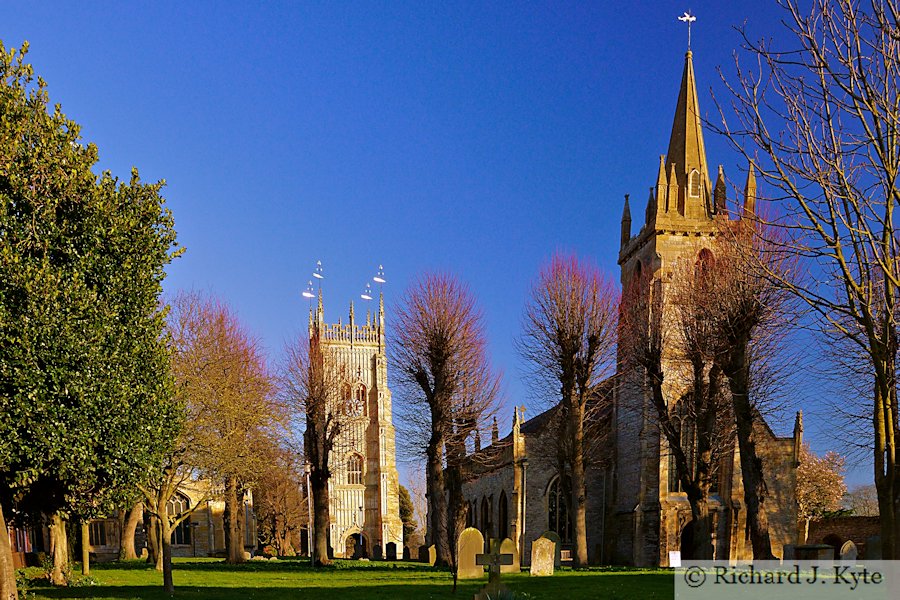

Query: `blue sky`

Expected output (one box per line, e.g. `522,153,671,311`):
1,2,868,484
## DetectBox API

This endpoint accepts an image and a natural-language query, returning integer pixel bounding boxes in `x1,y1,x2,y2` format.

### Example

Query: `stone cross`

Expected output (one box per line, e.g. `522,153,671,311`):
474,541,513,600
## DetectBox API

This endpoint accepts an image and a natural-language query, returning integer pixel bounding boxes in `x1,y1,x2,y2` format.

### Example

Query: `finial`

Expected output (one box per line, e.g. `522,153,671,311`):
317,287,324,319
491,417,499,445
474,429,481,452
678,12,697,51
657,155,667,186
349,300,354,322
743,162,757,216
379,291,385,317
714,165,726,215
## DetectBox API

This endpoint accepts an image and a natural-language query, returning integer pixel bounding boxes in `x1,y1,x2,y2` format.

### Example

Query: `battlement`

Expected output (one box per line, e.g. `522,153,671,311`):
320,322,382,345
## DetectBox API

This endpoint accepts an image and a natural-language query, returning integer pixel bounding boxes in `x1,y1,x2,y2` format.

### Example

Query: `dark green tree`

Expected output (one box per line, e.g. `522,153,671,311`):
0,41,180,598
398,485,417,546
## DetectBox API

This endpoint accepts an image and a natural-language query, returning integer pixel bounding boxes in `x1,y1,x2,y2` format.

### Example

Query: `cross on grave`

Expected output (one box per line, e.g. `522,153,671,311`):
474,541,514,600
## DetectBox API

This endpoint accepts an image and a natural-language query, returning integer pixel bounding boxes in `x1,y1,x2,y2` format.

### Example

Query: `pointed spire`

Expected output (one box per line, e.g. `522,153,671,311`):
316,288,324,324
645,188,655,224
667,161,679,215
349,300,355,322
474,429,481,452
491,417,499,445
620,194,632,248
666,51,710,219
714,165,727,215
366,310,371,328
743,162,757,216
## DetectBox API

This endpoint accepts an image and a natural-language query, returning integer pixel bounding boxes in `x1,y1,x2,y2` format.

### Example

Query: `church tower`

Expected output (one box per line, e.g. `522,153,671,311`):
309,291,404,558
612,50,755,567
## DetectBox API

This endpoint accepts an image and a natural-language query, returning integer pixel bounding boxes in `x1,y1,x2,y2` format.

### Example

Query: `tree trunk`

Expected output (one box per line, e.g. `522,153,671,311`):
80,522,90,576
444,435,469,591
121,503,142,560
425,428,449,566
569,403,589,567
49,513,68,586
873,369,899,560
159,516,174,595
725,342,775,560
0,501,19,600
223,476,245,564
310,471,332,566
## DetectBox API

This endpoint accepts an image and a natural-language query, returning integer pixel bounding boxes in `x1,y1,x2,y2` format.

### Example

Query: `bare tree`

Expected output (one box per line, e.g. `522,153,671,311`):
846,484,880,517
392,273,500,585
519,254,617,567
280,325,344,566
715,0,900,557
255,447,307,556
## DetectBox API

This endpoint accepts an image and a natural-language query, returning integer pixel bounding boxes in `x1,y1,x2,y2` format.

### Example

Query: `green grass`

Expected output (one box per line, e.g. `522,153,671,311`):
21,558,674,600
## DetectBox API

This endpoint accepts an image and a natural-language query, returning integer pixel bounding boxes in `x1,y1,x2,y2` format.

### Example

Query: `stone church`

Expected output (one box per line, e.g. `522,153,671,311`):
459,50,802,567
310,291,404,559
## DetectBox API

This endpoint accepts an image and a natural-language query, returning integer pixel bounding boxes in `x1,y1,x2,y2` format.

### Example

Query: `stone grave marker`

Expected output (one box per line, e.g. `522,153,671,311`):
373,544,382,560
474,539,514,600
457,527,486,579
540,531,562,568
866,536,882,559
531,537,555,577
386,542,397,561
499,538,519,573
428,544,437,566
403,546,411,561
840,541,858,562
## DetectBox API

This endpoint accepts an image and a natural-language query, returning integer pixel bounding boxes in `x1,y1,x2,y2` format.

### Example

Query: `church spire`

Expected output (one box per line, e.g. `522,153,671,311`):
666,51,710,219
714,165,727,214
743,162,757,216
620,195,631,248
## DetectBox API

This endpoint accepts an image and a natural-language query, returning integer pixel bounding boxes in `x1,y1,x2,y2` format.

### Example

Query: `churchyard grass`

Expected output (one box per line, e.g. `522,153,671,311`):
20,558,673,599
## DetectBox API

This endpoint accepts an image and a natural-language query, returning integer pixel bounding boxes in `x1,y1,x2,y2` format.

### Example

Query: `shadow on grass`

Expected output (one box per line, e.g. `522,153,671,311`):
90,559,442,574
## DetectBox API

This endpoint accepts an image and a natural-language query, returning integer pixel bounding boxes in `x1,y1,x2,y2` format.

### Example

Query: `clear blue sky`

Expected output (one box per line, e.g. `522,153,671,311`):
1,1,867,484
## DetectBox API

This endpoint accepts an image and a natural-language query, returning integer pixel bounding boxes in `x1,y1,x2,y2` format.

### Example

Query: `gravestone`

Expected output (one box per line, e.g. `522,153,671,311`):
386,542,397,561
865,536,882,560
428,545,437,566
531,537,555,577
457,527,486,579
783,544,796,560
475,539,514,600
403,546,411,561
499,538,520,573
795,544,835,561
840,541,858,562
418,545,429,563
540,531,562,568
373,544,382,560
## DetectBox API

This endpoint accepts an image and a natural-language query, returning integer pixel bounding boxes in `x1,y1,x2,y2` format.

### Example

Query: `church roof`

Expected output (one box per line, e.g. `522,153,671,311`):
665,50,709,191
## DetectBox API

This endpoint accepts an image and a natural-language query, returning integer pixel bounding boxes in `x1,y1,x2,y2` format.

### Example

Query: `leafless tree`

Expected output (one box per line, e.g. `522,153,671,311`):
280,328,345,566
518,254,617,567
846,484,880,517
391,273,500,586
715,0,900,557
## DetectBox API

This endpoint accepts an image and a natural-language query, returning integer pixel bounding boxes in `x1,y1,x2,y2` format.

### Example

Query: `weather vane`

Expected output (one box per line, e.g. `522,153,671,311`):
678,11,696,50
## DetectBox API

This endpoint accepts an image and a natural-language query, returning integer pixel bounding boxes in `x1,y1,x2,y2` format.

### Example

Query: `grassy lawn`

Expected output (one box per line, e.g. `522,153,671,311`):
20,558,674,599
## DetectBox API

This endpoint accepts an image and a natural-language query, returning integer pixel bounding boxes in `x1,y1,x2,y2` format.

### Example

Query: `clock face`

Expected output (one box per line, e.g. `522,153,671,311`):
345,386,366,417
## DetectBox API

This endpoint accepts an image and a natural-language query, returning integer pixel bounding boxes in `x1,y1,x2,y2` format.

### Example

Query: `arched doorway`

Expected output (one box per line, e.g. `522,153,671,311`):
823,534,843,560
498,491,509,540
680,521,695,561
345,532,369,559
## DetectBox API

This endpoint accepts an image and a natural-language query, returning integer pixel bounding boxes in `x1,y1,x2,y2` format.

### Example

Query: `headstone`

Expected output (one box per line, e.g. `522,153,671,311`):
418,545,429,563
531,537,555,577
499,538,520,573
794,544,834,561
668,550,682,568
475,539,514,599
372,544,382,560
840,541,858,562
386,542,397,561
428,545,437,566
783,544,796,561
403,546,411,561
865,536,882,560
243,551,252,560
457,527,485,579
540,531,562,568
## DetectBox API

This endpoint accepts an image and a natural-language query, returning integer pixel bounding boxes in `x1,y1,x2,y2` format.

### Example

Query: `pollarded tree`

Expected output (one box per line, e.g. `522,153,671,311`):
0,42,180,598
519,254,618,567
392,273,500,584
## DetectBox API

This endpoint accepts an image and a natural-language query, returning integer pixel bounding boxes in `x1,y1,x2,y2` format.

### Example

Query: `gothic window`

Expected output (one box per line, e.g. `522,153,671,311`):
347,453,364,485
689,170,701,197
480,496,492,540
89,521,107,546
547,476,572,543
668,400,698,494
167,493,192,546
498,491,509,540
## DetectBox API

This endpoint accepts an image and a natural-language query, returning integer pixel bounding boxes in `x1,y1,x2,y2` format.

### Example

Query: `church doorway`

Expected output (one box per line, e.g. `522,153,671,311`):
345,533,369,559
680,521,695,560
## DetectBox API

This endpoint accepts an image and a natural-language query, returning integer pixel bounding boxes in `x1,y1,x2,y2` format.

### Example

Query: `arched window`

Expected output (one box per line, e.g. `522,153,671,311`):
547,476,572,543
167,493,192,546
689,170,701,198
347,454,363,485
668,399,697,494
480,496,492,540
498,491,509,540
